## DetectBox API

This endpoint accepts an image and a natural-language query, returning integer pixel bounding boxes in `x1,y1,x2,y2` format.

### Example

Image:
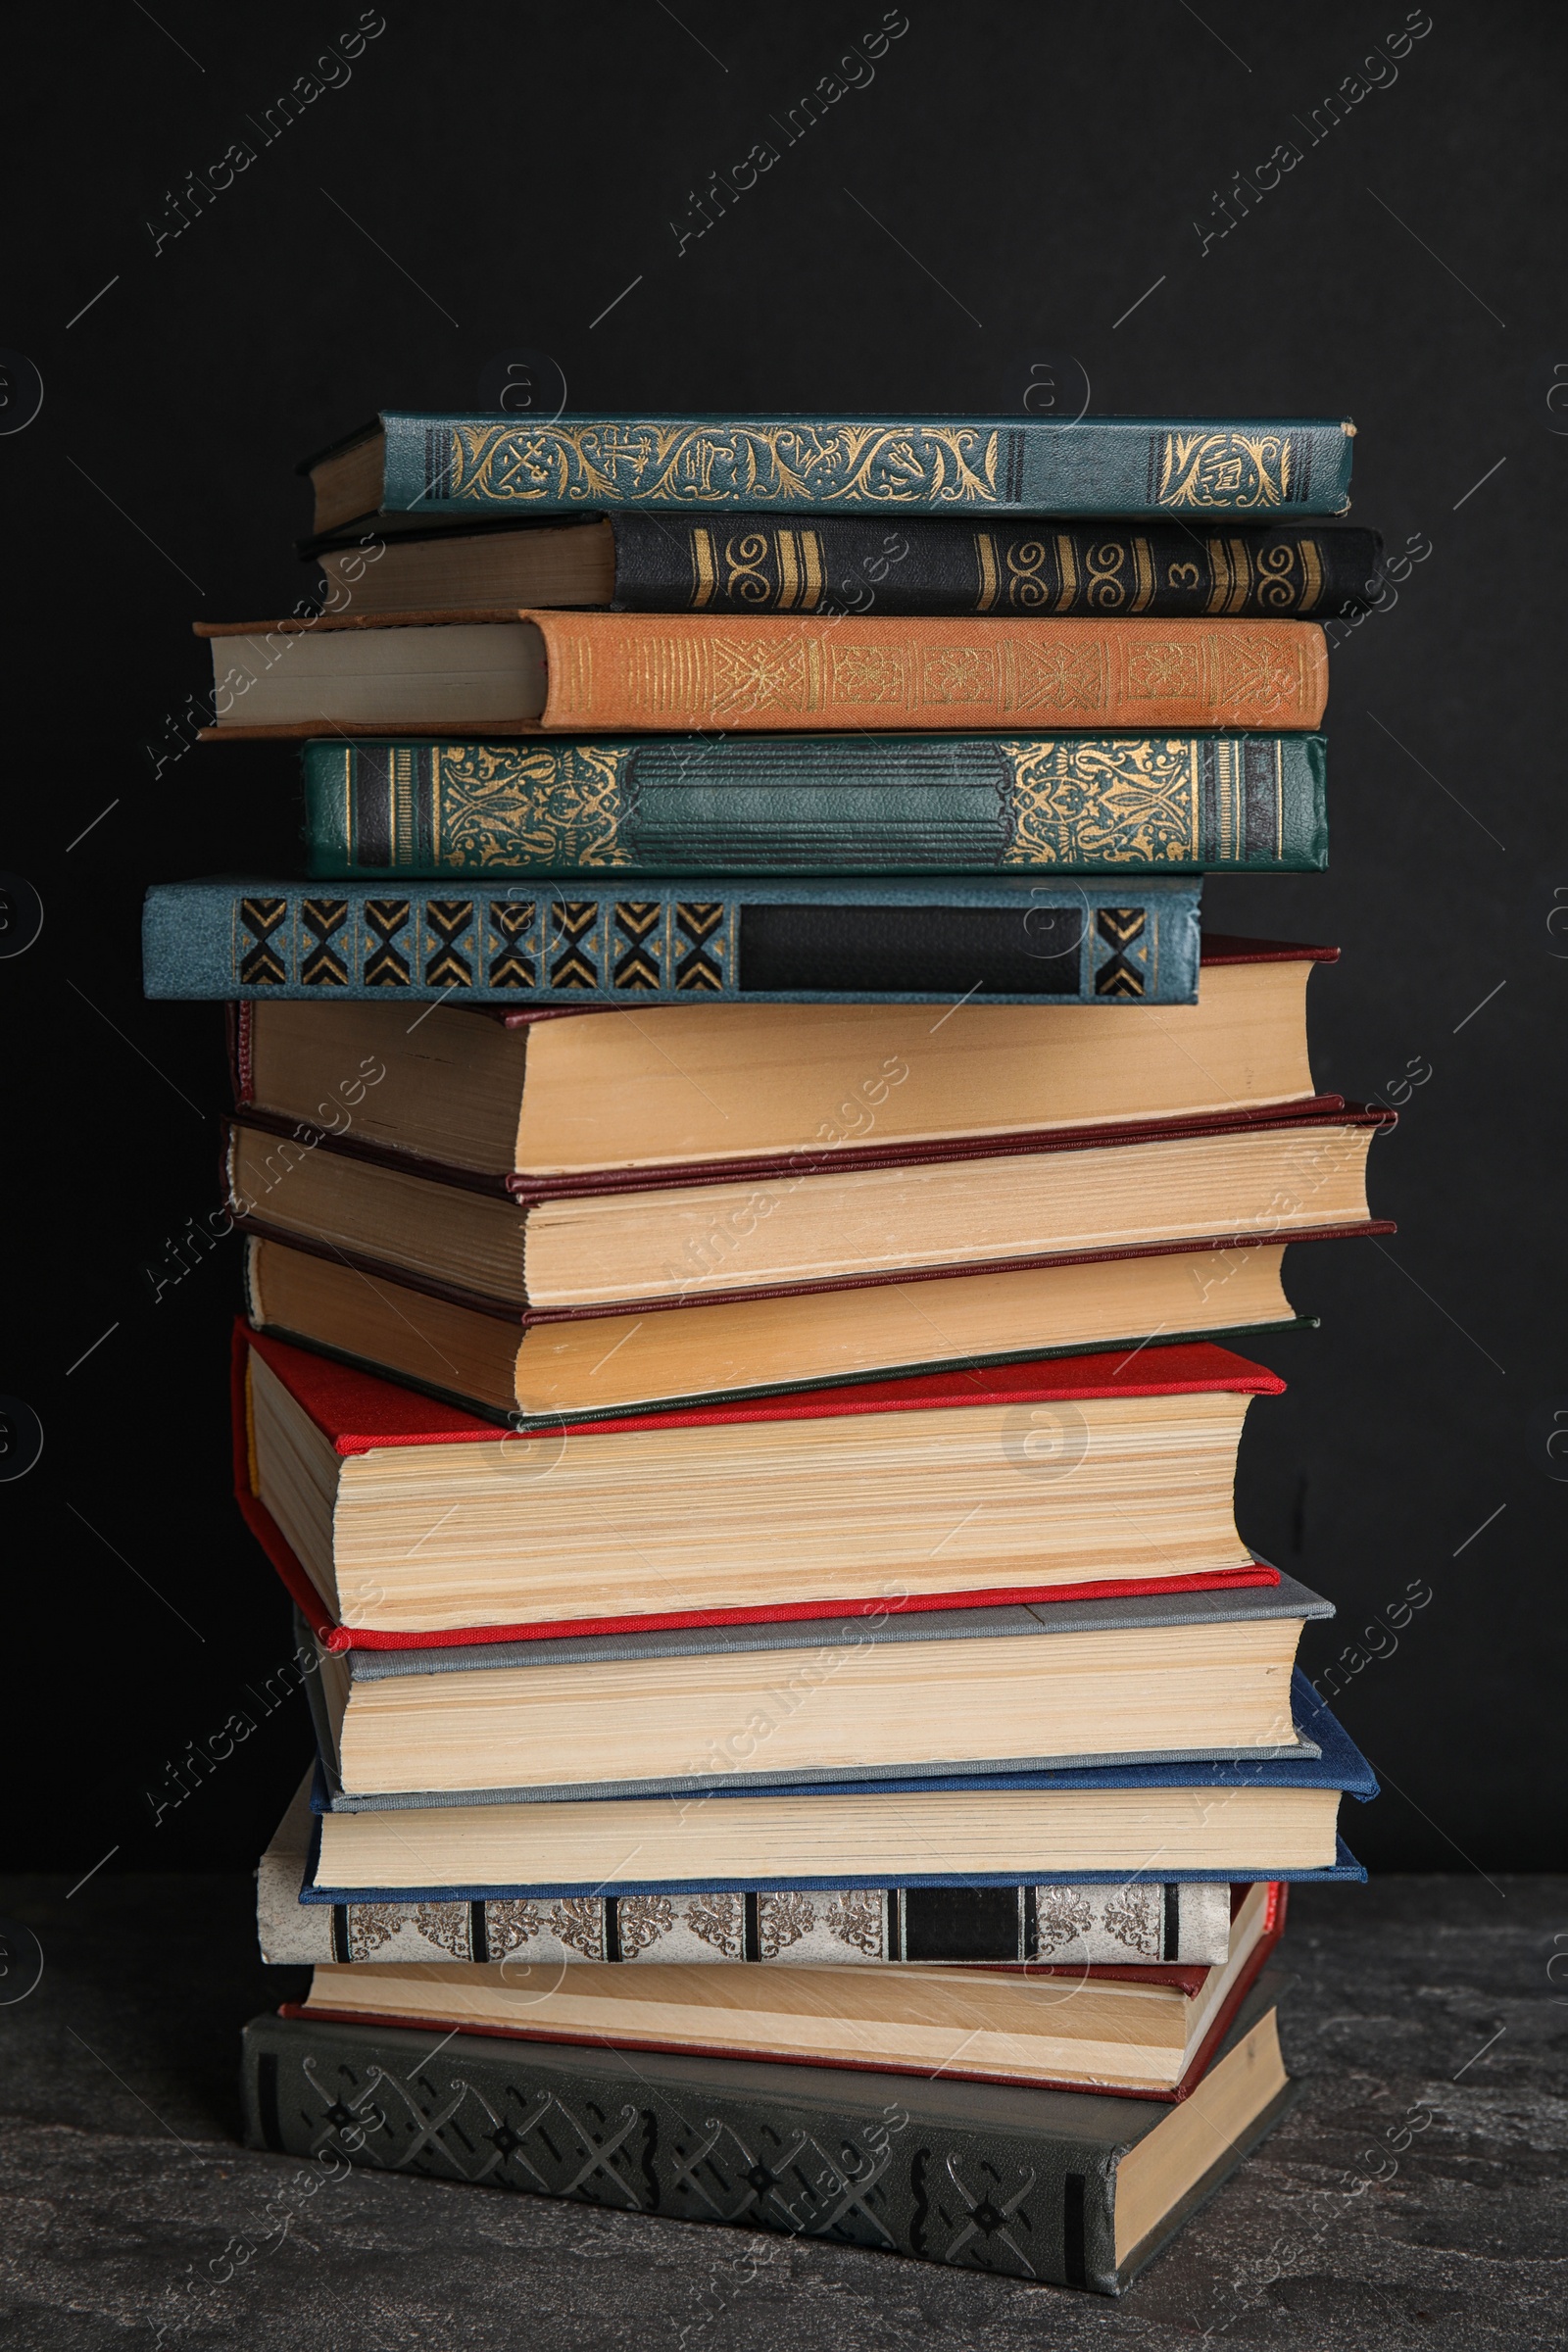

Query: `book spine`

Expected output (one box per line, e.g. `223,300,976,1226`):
528,613,1327,734
141,879,1202,1004
380,415,1353,518
611,518,1384,618
241,2010,1125,2290
303,734,1326,879
260,1880,1234,1969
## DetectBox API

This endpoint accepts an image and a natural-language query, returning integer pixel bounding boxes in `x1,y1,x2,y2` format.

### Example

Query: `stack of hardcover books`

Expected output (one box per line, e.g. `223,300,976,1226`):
143,411,1389,2295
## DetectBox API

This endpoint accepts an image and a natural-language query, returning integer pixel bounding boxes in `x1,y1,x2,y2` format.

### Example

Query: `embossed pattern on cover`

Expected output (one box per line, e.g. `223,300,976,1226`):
302,732,1326,877
357,413,1354,518
610,516,1383,616
142,875,1202,1004
520,612,1326,733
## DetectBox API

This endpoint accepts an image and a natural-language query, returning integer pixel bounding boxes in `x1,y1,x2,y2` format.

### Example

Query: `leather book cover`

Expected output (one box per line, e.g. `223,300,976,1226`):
242,1973,1302,2293
312,411,1355,520
609,514,1383,618
142,872,1202,1005
222,932,1347,1076
300,729,1327,878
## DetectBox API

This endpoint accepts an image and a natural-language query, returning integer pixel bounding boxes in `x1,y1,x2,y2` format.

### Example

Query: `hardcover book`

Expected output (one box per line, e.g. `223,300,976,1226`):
284,1881,1285,2099
141,873,1202,1006
226,936,1343,1180
301,414,1355,529
228,1091,1389,1420
300,731,1328,878
300,1574,1335,1808
197,612,1329,737
308,512,1384,621
302,1682,1373,1901
257,1773,1244,1968
235,1326,1288,1645
241,1977,1298,2292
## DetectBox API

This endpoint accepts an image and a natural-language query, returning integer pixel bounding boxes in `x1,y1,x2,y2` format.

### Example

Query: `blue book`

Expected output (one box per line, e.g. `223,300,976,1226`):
303,414,1354,527
302,1674,1373,1902
141,873,1201,1005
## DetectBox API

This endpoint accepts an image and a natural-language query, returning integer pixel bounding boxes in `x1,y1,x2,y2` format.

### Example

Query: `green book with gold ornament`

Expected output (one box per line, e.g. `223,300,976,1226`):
300,731,1326,878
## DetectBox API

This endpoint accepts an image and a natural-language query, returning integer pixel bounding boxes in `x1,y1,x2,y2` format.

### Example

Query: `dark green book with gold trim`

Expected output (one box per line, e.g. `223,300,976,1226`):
301,733,1325,878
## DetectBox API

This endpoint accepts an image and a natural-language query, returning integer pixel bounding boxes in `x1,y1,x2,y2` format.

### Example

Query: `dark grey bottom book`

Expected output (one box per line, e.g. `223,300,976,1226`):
241,1974,1296,2295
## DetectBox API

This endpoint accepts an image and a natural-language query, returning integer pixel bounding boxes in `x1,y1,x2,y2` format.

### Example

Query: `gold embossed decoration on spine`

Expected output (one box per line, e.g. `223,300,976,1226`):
428,744,632,870
441,421,1006,509
1000,738,1202,867
1156,431,1293,511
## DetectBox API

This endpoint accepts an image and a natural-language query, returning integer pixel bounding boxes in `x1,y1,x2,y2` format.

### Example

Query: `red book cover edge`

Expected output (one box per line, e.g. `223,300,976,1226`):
242,1318,1285,1451
230,1323,1280,1652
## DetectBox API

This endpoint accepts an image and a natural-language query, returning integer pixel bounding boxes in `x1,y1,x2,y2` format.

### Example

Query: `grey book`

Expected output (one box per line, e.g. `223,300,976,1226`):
301,1573,1334,1811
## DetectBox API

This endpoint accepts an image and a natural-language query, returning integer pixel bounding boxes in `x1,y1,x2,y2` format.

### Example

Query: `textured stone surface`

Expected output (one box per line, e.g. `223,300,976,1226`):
0,1874,1561,2348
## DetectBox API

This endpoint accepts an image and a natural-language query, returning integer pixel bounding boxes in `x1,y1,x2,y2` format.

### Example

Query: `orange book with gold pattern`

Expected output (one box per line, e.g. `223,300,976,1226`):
198,612,1328,737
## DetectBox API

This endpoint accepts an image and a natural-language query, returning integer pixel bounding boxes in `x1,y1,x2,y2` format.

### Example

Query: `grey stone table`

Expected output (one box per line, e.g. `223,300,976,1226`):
0,1873,1562,2350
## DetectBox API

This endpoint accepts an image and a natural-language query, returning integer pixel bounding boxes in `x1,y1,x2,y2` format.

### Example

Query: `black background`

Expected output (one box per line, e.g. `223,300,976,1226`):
3,1,1562,1877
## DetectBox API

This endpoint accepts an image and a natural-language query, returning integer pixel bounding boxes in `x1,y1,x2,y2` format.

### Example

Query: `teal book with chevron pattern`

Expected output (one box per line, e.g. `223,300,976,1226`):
304,415,1354,528
141,874,1201,1004
301,733,1326,879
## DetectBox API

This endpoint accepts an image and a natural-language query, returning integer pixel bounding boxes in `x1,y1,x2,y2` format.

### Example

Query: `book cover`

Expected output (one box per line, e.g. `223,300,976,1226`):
284,1899,1287,2092
258,1774,1247,1968
301,731,1328,878
142,873,1202,1005
230,1082,1382,1223
200,612,1328,737
241,1975,1300,2290
312,413,1354,520
232,1322,1290,1651
303,1670,1367,1822
607,515,1383,617
296,1683,1372,1906
302,1576,1335,1810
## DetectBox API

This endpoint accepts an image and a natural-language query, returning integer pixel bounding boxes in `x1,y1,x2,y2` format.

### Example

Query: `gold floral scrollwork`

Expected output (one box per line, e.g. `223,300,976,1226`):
1156,431,1293,511
721,531,775,605
1125,639,1200,701
1083,540,1129,610
1004,539,1053,609
1215,627,1302,716
432,744,631,870
1254,540,1302,610
710,634,812,717
442,422,1005,508
999,737,1200,866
